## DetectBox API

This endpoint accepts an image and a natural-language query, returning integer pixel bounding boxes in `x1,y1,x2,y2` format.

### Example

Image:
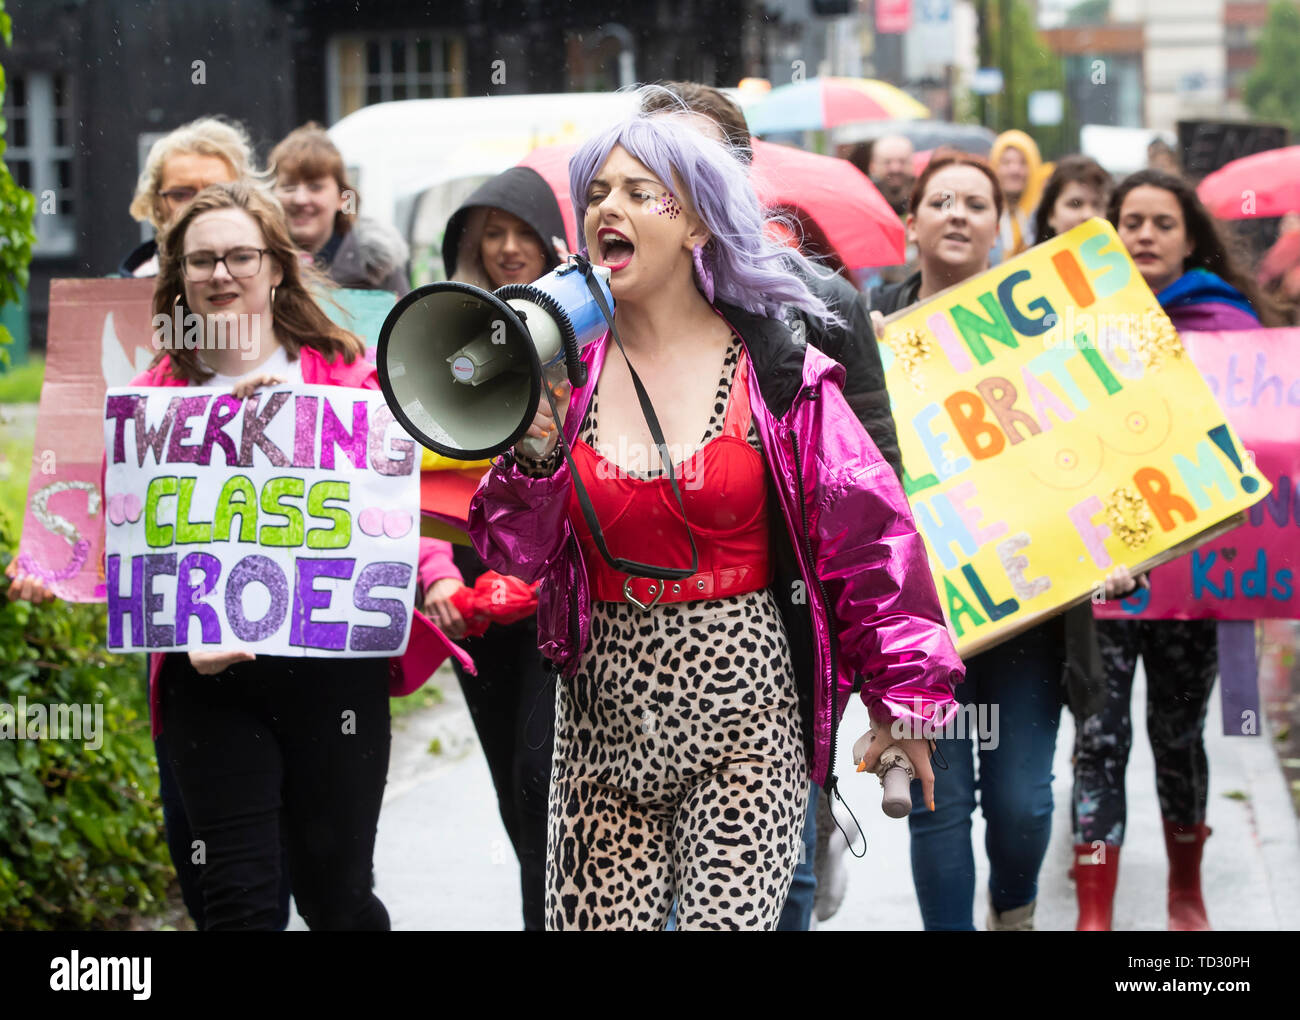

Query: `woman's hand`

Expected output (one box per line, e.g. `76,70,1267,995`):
857,728,937,812
423,577,468,640
869,309,886,339
4,560,57,604
1103,564,1150,600
231,374,287,400
514,398,558,458
189,649,255,675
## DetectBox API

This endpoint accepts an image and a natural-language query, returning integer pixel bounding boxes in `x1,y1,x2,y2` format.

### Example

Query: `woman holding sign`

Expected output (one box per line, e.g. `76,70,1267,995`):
468,112,962,931
1071,169,1282,931
14,180,461,930
873,153,1135,932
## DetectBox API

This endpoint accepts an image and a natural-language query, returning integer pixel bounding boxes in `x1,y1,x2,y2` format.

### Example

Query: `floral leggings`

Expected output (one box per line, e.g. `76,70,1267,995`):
1072,618,1218,845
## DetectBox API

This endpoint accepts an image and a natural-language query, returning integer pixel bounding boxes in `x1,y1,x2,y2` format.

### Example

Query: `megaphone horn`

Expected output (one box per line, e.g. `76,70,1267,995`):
377,257,614,462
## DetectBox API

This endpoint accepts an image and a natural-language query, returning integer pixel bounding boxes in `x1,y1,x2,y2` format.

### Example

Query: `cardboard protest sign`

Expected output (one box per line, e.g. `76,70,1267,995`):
17,279,390,602
878,219,1270,655
1096,328,1300,621
102,384,419,656
16,279,157,601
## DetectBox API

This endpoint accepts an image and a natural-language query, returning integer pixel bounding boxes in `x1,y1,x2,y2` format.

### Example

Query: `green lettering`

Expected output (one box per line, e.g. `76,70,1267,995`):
259,476,305,546
144,476,178,547
942,575,987,638
213,476,258,542
306,480,352,550
950,293,1018,366
175,476,213,543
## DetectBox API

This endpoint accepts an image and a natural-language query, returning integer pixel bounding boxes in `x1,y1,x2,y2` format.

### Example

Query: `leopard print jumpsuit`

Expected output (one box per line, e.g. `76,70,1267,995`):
540,337,808,931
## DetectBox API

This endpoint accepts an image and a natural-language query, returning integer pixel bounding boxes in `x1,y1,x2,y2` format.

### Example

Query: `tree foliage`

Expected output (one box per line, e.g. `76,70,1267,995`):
1244,1,1300,138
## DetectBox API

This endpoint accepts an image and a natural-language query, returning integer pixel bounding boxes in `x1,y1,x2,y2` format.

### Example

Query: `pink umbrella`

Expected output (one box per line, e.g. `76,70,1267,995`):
1197,146,1300,220
519,140,904,272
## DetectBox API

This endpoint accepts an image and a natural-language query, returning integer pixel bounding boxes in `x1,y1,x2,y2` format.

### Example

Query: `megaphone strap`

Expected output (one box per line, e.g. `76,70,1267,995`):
540,256,700,583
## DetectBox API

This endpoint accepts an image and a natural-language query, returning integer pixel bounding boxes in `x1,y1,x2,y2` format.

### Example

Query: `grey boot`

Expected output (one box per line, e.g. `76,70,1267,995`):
986,895,1036,930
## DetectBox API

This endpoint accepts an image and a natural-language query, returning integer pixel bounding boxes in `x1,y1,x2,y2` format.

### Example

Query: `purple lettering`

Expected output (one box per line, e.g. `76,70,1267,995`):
320,399,368,470
175,552,223,644
166,395,213,464
106,554,145,647
225,554,290,642
293,395,320,469
290,558,356,650
200,394,243,466
144,553,177,647
105,395,141,466
239,392,291,468
350,562,412,651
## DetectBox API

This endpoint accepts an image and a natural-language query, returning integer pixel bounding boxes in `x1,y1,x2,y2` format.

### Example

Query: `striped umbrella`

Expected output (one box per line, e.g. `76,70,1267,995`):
746,77,930,135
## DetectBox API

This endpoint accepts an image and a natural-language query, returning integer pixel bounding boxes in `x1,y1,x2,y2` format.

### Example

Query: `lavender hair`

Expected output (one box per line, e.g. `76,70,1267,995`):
568,110,836,324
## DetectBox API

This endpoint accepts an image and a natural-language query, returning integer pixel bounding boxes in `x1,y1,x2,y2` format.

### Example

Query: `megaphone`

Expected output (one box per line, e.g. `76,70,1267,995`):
377,256,615,461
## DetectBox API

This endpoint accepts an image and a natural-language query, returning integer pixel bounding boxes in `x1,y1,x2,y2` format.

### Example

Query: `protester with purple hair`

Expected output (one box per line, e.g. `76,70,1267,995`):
467,105,963,930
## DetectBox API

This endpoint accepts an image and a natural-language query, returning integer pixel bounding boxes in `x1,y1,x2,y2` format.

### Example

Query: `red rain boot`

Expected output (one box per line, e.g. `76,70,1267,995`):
1073,843,1120,930
1163,819,1212,931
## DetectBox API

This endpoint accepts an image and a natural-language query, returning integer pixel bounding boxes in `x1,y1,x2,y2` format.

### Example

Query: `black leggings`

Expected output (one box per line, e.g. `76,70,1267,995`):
1073,618,1218,845
160,653,391,931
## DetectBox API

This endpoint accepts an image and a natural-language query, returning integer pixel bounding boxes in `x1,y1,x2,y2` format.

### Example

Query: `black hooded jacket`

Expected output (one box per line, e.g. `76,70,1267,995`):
442,166,567,280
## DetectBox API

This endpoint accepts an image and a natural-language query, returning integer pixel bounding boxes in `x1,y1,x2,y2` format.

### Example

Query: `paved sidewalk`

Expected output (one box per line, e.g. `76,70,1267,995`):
363,660,1300,930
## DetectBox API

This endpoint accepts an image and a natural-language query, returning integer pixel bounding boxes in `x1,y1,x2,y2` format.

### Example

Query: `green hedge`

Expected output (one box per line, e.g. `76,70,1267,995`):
0,508,173,929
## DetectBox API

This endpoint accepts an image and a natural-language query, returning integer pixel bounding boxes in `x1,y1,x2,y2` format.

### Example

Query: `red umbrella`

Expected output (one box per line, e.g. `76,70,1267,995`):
518,139,904,272
1197,146,1300,220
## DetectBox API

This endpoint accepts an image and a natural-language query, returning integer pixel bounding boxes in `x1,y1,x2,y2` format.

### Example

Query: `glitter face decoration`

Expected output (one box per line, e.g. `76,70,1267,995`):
646,192,682,219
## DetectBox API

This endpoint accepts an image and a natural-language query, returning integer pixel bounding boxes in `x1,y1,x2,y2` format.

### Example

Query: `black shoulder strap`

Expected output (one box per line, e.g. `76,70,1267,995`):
537,257,699,581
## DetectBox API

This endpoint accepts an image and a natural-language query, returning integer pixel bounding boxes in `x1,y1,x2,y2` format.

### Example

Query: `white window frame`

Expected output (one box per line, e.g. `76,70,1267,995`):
3,70,77,257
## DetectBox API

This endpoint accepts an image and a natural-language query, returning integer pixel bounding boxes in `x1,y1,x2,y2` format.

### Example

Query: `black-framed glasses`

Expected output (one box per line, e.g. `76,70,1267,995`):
180,247,271,281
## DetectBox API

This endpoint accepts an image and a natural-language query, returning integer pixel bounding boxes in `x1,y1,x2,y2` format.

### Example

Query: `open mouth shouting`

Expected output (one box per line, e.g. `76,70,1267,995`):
598,227,635,271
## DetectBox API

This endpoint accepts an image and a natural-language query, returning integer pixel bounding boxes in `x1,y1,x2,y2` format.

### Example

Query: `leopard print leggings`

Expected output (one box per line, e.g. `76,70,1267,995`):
545,338,808,931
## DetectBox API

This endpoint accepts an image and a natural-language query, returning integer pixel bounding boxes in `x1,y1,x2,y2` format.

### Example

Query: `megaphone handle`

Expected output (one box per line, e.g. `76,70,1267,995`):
881,765,912,818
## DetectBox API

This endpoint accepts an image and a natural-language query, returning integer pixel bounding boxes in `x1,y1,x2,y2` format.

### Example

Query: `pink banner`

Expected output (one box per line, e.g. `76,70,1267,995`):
876,0,912,33
1095,328,1300,620
15,279,158,601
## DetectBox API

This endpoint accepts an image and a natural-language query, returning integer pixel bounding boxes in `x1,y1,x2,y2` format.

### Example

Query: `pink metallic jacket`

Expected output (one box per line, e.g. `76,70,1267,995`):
468,303,962,788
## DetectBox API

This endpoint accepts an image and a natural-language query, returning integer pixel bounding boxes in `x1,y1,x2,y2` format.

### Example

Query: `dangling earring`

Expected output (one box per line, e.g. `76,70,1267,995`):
270,286,276,307
172,293,183,313
693,244,715,304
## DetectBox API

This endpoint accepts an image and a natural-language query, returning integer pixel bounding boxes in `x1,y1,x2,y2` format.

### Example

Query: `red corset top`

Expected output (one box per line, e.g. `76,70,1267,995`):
567,350,773,606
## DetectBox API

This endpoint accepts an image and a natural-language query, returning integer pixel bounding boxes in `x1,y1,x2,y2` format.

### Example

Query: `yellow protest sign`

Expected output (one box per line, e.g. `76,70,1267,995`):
879,218,1270,655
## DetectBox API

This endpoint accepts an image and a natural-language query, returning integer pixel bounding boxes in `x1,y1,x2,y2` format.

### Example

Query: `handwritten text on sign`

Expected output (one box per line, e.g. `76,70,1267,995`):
880,219,1269,654
103,385,419,655
1097,328,1300,620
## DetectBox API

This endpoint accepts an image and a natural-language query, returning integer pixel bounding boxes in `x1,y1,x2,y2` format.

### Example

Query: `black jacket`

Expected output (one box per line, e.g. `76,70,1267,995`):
787,263,903,480
443,166,566,280
116,239,158,278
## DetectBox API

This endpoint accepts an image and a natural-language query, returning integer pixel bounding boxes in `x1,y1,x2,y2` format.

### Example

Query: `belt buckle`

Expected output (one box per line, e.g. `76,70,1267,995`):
623,576,664,612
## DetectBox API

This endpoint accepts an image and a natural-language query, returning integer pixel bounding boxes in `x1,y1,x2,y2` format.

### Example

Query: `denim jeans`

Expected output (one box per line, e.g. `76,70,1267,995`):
776,782,819,930
907,624,1061,930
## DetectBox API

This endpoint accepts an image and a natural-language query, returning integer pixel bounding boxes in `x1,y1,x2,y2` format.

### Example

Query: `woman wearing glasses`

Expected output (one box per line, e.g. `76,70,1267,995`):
124,179,450,928
270,123,410,296
119,117,255,278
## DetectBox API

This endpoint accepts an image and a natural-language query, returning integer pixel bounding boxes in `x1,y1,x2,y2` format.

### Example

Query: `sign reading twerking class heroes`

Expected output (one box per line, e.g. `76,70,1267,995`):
879,218,1270,655
102,384,420,655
